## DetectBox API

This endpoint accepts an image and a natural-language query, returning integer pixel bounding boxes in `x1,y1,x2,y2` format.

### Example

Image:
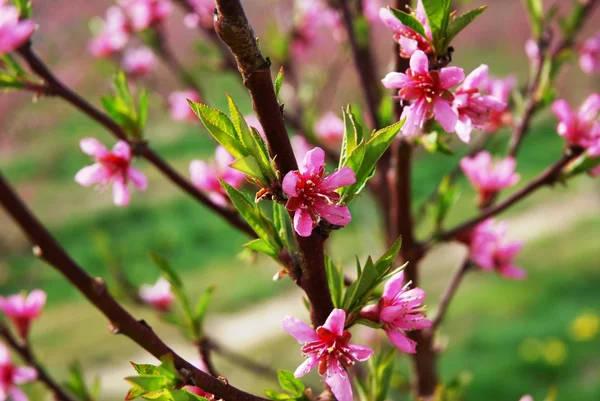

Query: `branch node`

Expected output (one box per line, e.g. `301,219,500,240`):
92,277,107,296
32,245,43,258
108,321,121,335
218,376,229,386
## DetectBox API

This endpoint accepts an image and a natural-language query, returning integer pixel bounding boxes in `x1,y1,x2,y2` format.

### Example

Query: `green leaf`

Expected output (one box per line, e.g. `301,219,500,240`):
125,375,170,394
374,236,402,274
388,7,429,40
193,285,215,326
264,390,293,401
148,252,183,290
272,202,289,249
171,389,209,401
325,256,344,308
63,362,93,401
1,55,26,76
114,71,135,111
274,67,285,98
419,131,453,155
421,0,452,47
446,6,487,44
277,370,305,396
355,318,384,329
374,350,396,401
244,238,279,260
14,0,32,19
138,89,149,129
188,101,245,159
523,0,543,38
339,106,364,169
130,362,161,376
230,156,267,184
0,73,25,90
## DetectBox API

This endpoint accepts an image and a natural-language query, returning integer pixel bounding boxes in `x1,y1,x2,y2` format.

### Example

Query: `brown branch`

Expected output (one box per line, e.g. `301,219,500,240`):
0,174,269,401
16,43,255,238
431,258,471,330
196,338,220,377
213,0,334,327
205,337,277,379
0,322,77,401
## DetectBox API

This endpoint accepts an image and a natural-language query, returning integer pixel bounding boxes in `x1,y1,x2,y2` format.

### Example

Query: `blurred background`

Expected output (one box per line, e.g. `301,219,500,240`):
1,0,600,400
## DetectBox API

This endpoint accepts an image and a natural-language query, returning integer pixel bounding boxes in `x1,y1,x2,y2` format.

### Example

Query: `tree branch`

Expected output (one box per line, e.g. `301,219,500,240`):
205,337,277,379
431,258,471,330
16,43,255,238
0,174,269,401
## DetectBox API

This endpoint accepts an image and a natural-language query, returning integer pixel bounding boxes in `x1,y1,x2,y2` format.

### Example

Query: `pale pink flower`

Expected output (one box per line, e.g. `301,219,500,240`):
0,3,36,55
551,94,600,156
189,146,246,206
291,0,344,59
282,309,373,401
460,151,520,207
360,270,431,353
579,32,600,74
525,39,540,65
244,115,265,138
453,65,507,142
382,50,464,137
469,219,526,280
282,147,355,237
0,290,46,339
121,46,157,78
363,0,381,23
139,277,174,311
88,6,130,58
520,396,534,401
379,1,432,58
184,0,214,30
291,135,311,165
75,138,148,206
314,112,344,148
168,90,202,122
0,344,37,401
479,74,517,132
119,0,172,31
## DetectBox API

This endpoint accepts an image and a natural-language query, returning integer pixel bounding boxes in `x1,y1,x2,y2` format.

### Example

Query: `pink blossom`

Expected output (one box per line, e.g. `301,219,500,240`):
453,65,507,142
244,115,265,138
363,0,381,23
119,0,172,31
121,46,157,78
460,151,520,207
379,1,432,58
469,219,526,280
184,0,215,29
0,290,46,339
0,3,36,55
189,146,246,206
360,271,431,353
291,135,311,165
139,278,174,311
282,147,355,237
479,74,517,132
520,396,533,401
88,6,131,58
291,0,344,59
168,90,202,122
75,138,148,206
382,50,464,137
579,32,600,74
551,94,600,156
314,112,344,147
0,344,37,401
282,309,373,401
525,39,540,65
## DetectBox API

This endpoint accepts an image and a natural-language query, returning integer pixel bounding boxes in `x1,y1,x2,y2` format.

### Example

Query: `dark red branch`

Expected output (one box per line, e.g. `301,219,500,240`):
0,174,269,401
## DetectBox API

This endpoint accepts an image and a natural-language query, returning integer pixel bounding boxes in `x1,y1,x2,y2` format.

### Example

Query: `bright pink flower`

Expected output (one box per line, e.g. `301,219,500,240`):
579,32,600,74
0,290,46,339
360,271,431,353
168,90,202,122
88,6,130,58
244,115,265,138
379,1,432,58
189,146,246,206
184,0,214,29
0,344,37,401
453,65,507,142
363,0,381,23
469,219,526,280
122,46,157,78
282,148,355,237
479,74,517,132
75,138,147,206
0,3,36,55
382,50,464,137
282,309,373,401
139,278,174,311
291,135,311,165
119,0,172,31
460,151,520,207
551,94,600,156
314,112,344,147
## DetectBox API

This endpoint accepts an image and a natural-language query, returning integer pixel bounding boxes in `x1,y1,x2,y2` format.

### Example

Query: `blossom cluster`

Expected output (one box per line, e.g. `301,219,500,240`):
0,0,36,56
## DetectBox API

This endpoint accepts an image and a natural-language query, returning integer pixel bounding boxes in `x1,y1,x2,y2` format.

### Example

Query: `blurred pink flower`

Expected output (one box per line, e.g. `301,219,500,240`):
0,3,36,55
470,219,526,280
314,112,344,147
291,0,344,59
360,270,431,353
579,32,600,74
453,65,507,142
88,6,130,58
552,94,600,156
460,151,520,207
184,0,214,29
363,0,381,23
282,309,373,401
290,135,311,165
0,290,46,339
525,39,539,64
520,396,534,401
75,138,147,206
122,46,157,78
282,147,355,237
119,0,172,31
0,344,37,401
379,1,432,58
244,115,265,138
168,90,202,122
382,50,464,137
189,146,246,206
479,74,517,132
139,277,174,311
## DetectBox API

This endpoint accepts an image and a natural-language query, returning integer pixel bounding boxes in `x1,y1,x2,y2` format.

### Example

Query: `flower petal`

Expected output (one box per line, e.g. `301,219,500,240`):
433,99,458,134
111,140,132,161
409,50,429,74
294,209,314,237
399,36,419,56
462,64,488,91
381,72,410,89
8,387,28,401
282,171,300,197
294,355,318,378
281,316,319,343
322,308,346,336
313,202,352,227
301,147,325,176
79,138,108,157
382,270,405,301
127,167,148,190
346,344,374,361
0,344,9,364
551,99,574,124
320,167,356,191
439,67,465,89
74,164,108,187
325,362,352,401
387,330,417,353
25,290,46,314
13,366,37,384
455,115,472,143
500,265,527,280
112,178,130,206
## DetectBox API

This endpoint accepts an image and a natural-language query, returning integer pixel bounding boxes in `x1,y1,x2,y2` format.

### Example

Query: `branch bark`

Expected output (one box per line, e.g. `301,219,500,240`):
432,258,471,330
0,174,269,401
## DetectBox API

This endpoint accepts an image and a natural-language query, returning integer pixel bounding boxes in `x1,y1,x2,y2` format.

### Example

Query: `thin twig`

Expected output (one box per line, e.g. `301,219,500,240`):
205,337,277,379
0,322,77,401
0,174,269,401
431,258,471,330
196,338,220,377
